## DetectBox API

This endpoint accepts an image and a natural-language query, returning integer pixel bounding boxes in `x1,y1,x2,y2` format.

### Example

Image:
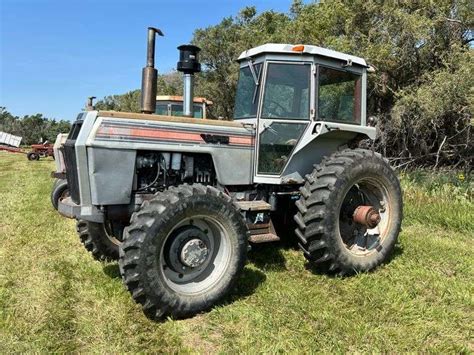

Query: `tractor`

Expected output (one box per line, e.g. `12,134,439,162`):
57,27,403,319
27,142,54,161
155,95,213,118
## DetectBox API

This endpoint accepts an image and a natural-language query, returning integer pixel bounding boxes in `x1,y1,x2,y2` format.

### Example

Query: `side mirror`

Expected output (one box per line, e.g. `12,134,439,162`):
367,64,376,73
367,116,378,127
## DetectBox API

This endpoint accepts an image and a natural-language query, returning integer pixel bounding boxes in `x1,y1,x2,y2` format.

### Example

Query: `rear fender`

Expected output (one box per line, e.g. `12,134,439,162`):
281,121,375,182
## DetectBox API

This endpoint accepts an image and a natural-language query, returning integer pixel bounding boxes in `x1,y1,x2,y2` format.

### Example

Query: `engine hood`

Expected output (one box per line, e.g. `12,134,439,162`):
84,111,256,186
93,111,254,148
97,111,243,128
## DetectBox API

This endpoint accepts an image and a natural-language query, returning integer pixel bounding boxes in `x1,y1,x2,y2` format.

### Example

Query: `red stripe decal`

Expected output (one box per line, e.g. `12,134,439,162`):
97,125,254,146
129,128,203,142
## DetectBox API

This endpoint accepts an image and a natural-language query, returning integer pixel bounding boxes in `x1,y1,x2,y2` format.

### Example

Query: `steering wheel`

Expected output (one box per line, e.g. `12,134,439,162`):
266,99,291,117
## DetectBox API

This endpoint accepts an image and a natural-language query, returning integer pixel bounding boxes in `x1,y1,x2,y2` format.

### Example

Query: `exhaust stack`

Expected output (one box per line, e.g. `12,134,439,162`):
86,96,96,111
177,45,201,117
141,27,164,114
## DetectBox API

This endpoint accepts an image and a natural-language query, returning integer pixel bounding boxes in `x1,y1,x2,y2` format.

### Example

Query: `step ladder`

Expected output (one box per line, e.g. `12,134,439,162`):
235,200,280,243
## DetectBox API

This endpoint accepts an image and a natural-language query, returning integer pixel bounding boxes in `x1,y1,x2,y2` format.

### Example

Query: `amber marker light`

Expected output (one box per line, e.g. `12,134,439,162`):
292,45,305,52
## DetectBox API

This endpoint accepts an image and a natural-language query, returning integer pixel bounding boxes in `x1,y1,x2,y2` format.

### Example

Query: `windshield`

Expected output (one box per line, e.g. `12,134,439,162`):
262,63,310,120
233,64,262,119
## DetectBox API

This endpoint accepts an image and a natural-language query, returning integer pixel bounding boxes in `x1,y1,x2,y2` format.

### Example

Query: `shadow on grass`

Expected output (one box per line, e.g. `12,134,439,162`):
225,266,267,303
248,243,288,272
101,260,267,320
101,261,268,300
305,244,405,278
387,243,404,262
103,263,120,279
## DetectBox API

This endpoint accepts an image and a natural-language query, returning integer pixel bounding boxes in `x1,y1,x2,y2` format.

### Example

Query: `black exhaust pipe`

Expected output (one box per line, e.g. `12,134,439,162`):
177,44,201,117
141,27,164,114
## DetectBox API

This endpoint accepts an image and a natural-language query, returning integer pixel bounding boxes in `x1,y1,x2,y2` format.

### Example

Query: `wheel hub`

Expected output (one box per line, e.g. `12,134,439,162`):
353,205,381,228
180,238,209,268
160,215,232,294
165,226,210,273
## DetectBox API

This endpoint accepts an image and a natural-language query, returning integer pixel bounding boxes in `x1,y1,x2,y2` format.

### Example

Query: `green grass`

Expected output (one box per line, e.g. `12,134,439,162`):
0,151,472,352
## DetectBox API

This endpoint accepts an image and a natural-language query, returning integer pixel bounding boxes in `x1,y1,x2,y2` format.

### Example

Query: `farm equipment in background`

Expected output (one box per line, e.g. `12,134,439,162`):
0,131,58,162
27,142,54,161
0,131,23,154
52,133,68,178
155,95,213,118
56,27,403,320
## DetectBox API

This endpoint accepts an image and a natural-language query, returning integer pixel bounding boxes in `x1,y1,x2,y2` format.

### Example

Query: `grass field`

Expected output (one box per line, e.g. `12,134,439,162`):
0,151,472,352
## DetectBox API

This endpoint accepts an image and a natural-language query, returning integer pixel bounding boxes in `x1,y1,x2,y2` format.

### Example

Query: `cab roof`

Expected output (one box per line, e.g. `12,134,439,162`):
237,43,367,67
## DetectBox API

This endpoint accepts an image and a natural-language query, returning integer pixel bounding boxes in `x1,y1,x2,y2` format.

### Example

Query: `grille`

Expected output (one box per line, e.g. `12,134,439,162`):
63,121,83,204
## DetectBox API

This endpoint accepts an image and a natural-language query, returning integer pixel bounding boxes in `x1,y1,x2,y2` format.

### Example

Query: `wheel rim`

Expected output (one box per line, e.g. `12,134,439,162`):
338,177,391,256
104,221,122,246
58,188,69,203
160,215,232,295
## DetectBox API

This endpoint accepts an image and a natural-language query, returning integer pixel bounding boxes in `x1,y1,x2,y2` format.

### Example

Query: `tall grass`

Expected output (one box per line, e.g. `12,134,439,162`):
401,170,473,232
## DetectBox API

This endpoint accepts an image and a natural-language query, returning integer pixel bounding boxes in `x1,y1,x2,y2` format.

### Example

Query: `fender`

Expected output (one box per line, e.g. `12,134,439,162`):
281,121,376,183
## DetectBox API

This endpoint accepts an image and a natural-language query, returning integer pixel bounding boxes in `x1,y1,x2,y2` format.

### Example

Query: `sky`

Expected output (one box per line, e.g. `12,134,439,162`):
0,0,294,121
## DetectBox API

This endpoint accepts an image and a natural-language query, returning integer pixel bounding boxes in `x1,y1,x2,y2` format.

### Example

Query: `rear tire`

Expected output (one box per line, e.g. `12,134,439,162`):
119,184,248,320
76,220,122,261
294,149,402,275
51,179,69,210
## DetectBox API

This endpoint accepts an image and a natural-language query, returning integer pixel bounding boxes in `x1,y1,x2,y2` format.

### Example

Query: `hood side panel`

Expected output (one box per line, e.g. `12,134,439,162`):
90,117,256,186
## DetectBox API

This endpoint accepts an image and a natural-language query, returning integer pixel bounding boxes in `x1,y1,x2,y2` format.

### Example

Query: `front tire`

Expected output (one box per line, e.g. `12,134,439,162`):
119,184,248,320
294,149,402,275
51,179,69,210
76,220,122,261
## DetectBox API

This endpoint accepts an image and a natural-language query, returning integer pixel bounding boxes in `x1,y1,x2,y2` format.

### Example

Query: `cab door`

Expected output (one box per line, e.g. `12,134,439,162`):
254,61,313,182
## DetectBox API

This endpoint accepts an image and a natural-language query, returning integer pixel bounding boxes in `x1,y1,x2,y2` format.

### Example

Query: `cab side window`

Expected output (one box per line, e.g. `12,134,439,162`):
318,67,362,124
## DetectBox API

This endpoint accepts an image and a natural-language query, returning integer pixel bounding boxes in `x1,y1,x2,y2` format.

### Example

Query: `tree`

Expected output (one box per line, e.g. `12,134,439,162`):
0,107,71,145
95,72,183,113
191,0,473,168
91,0,473,168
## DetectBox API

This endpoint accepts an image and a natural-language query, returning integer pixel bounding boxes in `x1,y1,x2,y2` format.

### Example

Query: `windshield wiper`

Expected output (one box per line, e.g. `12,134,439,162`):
247,59,261,104
248,59,259,86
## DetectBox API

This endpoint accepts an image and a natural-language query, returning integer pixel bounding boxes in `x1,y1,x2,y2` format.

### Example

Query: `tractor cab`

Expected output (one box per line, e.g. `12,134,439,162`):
234,44,372,183
155,95,213,118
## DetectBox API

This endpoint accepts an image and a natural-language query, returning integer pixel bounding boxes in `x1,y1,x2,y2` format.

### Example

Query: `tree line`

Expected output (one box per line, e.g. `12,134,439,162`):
5,1,470,168
95,1,472,169
96,0,473,169
0,107,71,145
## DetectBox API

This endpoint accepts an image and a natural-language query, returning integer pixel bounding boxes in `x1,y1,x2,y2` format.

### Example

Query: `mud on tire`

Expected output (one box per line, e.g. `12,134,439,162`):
119,184,248,320
294,149,403,275
76,220,121,261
